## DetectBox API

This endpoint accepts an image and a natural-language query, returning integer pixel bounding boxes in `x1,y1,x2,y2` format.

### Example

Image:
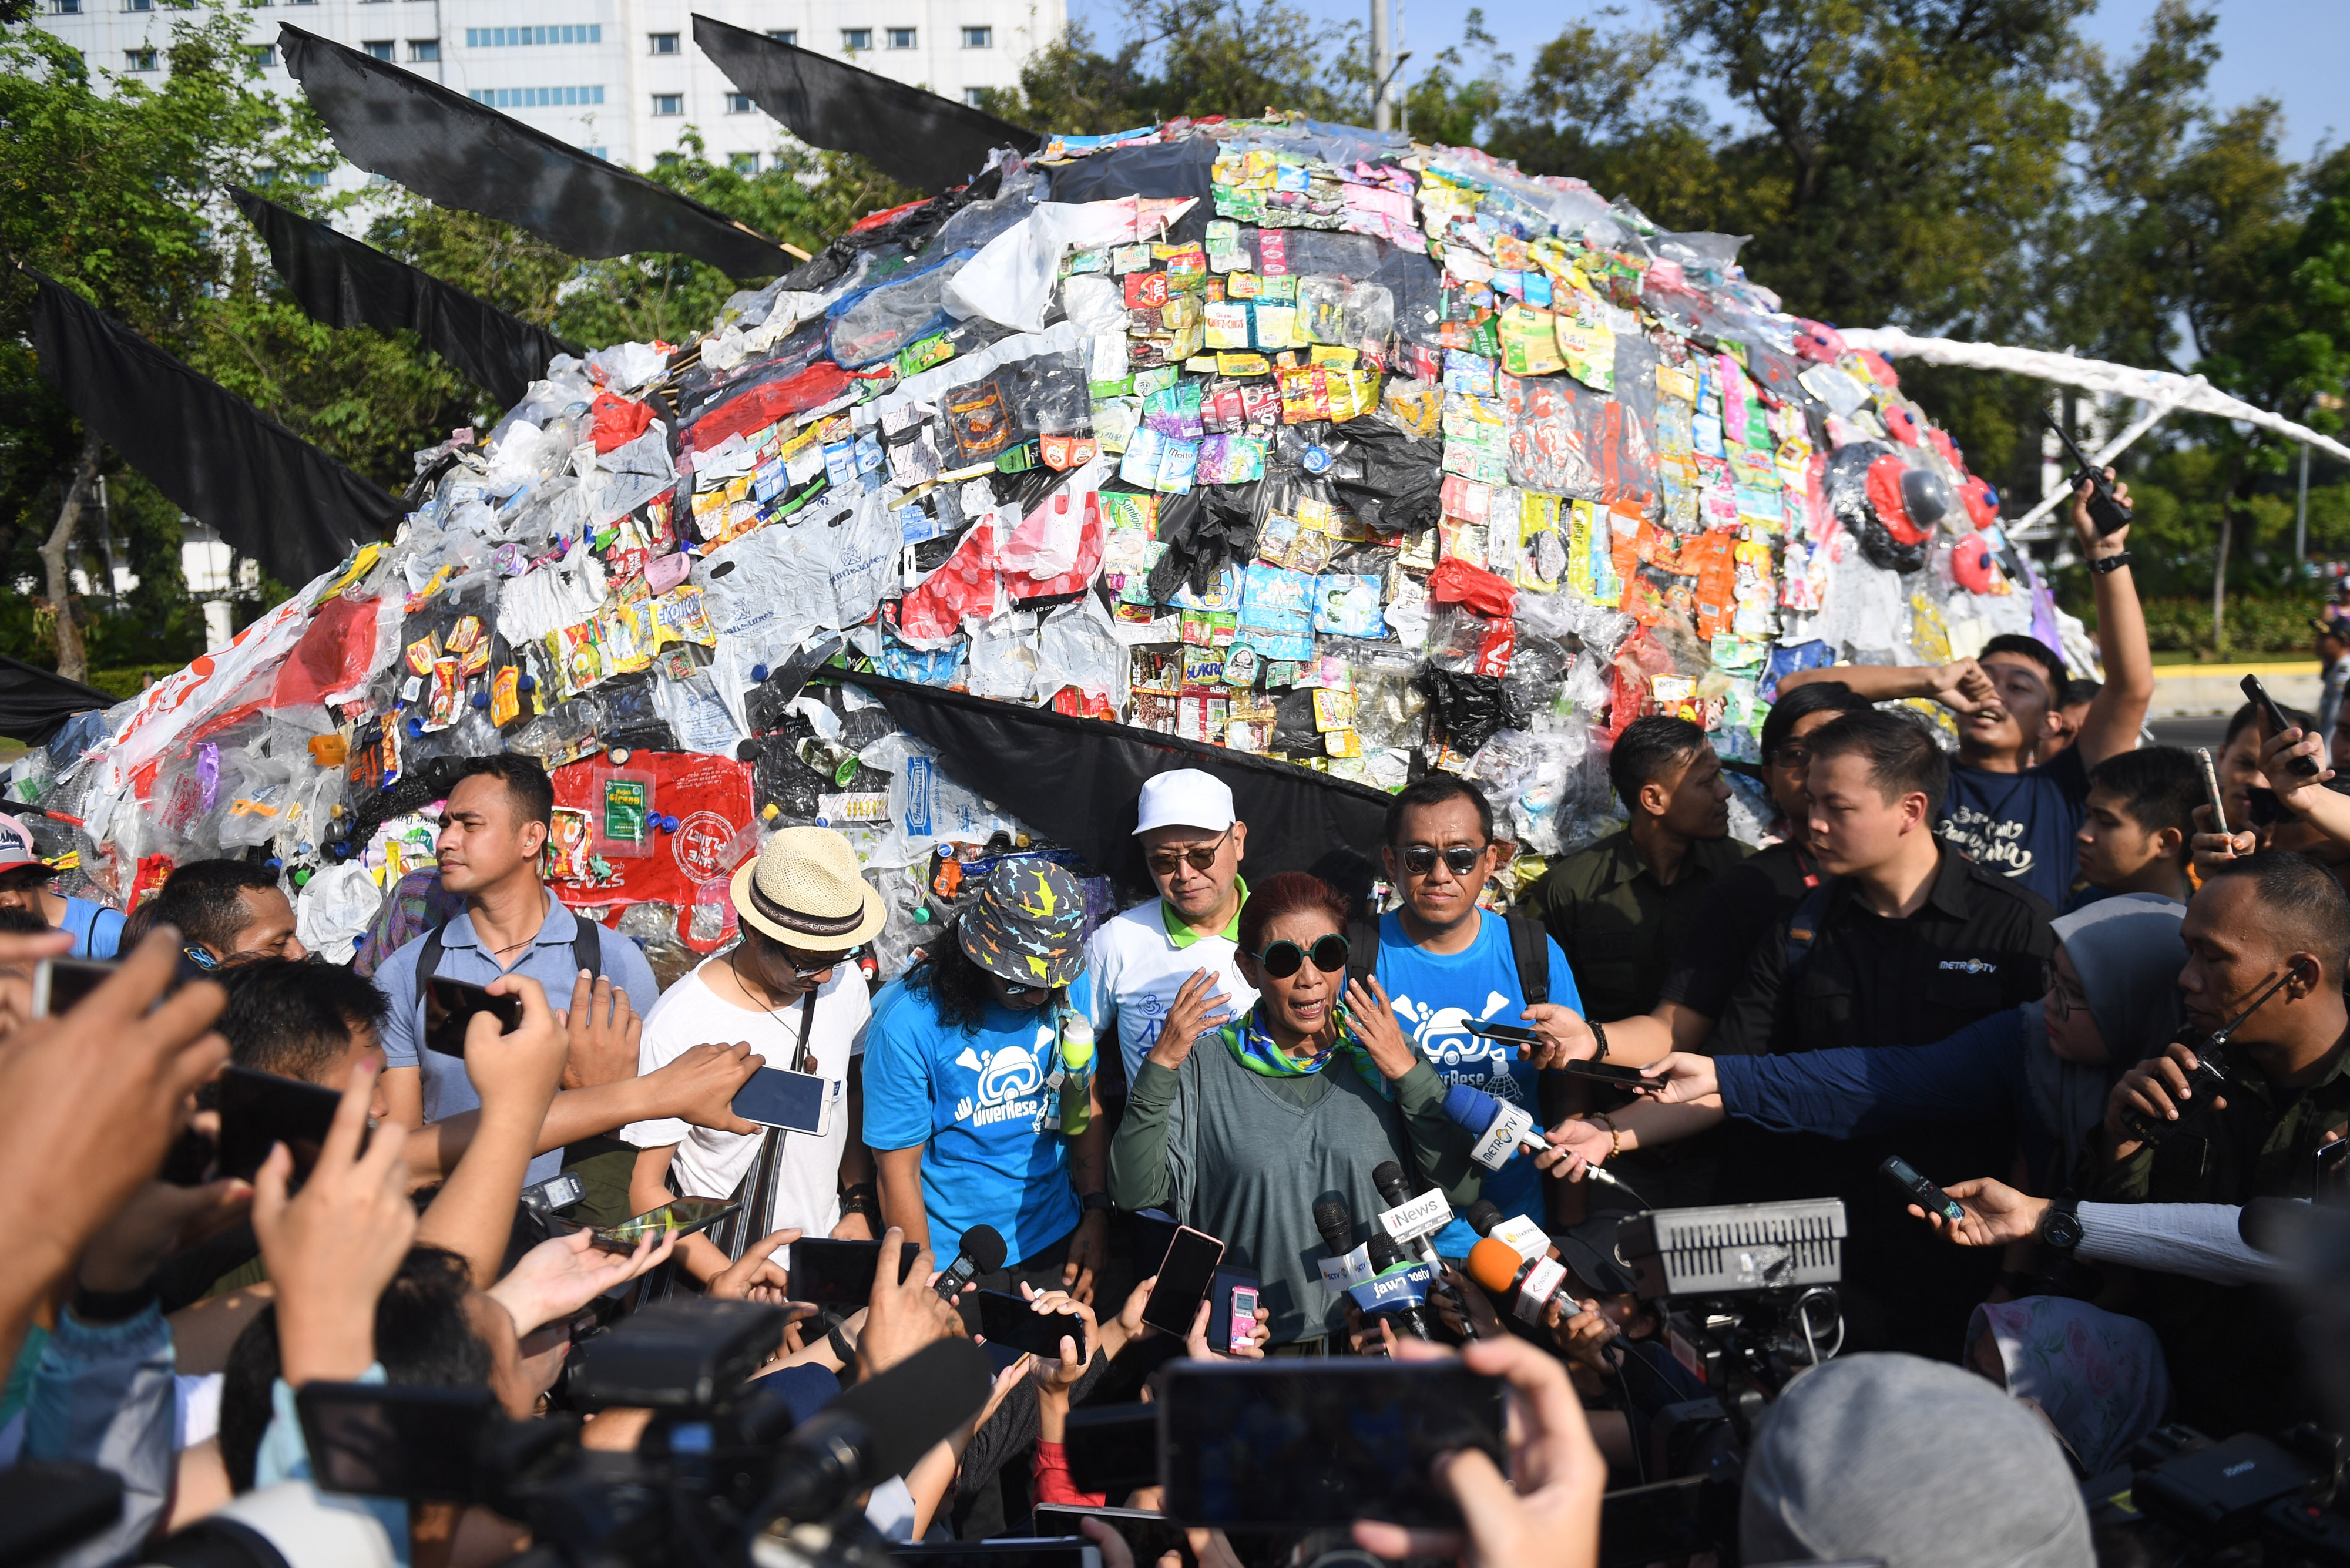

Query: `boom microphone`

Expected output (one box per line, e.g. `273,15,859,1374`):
934,1224,1005,1299
754,1338,993,1525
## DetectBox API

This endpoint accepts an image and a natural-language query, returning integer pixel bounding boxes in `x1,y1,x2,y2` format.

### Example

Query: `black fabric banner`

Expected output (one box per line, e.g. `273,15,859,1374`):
28,269,394,587
232,187,580,408
0,656,115,746
840,671,1391,898
692,15,1041,196
277,25,797,280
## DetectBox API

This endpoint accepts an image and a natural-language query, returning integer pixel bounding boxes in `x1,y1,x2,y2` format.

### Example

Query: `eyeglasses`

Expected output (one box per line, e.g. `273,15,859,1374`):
1146,825,1234,877
1771,743,1813,770
1254,934,1349,978
1002,982,1041,999
1399,843,1485,878
778,944,853,979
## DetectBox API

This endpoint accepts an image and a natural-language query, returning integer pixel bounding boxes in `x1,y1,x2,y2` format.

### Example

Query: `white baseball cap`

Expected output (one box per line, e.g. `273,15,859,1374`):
0,814,48,876
1133,769,1237,837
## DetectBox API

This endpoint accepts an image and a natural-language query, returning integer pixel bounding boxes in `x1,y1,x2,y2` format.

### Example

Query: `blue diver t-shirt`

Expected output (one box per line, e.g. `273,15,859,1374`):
859,972,1089,1268
1375,909,1582,1255
1936,746,2089,912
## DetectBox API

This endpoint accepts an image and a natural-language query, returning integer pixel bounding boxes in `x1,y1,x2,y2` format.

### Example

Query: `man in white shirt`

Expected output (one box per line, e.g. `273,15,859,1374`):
624,826,885,1295
1084,768,1257,1089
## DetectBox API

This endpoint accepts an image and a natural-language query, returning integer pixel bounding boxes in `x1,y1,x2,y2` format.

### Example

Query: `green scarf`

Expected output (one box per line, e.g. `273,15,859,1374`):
1223,1005,1394,1100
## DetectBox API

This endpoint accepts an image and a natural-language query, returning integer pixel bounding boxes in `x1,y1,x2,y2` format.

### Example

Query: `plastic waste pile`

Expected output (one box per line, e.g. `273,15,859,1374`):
5,113,2080,977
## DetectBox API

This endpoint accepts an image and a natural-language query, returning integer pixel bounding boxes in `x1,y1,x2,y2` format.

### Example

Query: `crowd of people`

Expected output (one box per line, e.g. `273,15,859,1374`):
2,477,2348,1568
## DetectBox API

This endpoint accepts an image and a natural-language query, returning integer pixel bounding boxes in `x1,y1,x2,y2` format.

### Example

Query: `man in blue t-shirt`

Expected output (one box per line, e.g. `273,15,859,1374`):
0,814,125,958
1776,469,2153,910
1373,777,1583,1256
861,858,1112,1304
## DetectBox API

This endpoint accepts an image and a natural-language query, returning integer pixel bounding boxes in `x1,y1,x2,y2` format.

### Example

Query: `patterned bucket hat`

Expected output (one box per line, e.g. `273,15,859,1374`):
957,858,1087,991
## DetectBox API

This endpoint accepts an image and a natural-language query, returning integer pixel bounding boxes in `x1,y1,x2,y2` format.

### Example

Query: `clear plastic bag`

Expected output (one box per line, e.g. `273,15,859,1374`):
1294,277,1395,352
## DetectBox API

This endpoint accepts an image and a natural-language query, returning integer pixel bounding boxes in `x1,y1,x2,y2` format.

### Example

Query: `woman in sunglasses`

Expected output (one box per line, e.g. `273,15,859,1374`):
1107,871,1478,1351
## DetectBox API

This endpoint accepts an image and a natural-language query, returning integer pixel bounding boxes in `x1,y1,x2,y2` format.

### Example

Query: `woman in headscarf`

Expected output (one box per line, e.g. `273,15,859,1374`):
1544,892,2189,1197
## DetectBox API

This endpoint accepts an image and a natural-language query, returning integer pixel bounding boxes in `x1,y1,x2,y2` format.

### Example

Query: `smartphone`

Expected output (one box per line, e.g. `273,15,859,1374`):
1465,1020,1541,1046
1032,1507,1187,1567
2318,1137,2349,1198
296,1382,495,1503
1879,1154,1964,1224
1226,1285,1260,1354
32,958,118,1018
422,976,523,1058
1158,1361,1507,1527
972,1289,1090,1359
1559,1058,1661,1090
731,1066,831,1134
1128,1209,1181,1281
580,1195,741,1255
1064,1403,1161,1498
1140,1226,1225,1335
2242,673,2324,778
216,1065,356,1182
2196,746,2230,834
889,1543,1099,1568
787,1237,921,1306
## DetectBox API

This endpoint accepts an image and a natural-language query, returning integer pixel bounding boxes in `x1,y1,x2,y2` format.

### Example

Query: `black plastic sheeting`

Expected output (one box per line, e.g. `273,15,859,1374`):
232,187,582,408
841,671,1390,898
29,269,394,587
1047,139,1220,244
693,16,1040,196
0,656,115,746
278,25,795,280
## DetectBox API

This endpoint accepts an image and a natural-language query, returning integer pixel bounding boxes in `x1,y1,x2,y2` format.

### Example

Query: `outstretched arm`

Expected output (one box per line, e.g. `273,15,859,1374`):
2070,471,2152,766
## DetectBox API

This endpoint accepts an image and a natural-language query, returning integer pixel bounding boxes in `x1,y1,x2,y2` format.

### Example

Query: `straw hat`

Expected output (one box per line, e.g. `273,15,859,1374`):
731,826,887,951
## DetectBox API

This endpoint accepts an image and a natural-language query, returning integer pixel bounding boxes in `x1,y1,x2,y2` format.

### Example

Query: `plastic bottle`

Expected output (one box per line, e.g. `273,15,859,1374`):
1055,1008,1095,1136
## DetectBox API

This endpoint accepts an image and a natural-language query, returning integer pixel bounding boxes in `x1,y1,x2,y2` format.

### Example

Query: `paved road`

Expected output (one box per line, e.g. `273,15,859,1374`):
2150,716,2232,752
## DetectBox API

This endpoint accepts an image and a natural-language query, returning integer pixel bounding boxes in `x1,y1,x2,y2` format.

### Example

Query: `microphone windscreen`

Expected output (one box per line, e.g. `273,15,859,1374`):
1371,1159,1411,1204
1314,1198,1352,1256
959,1224,1007,1274
1466,1200,1504,1237
824,1338,992,1480
1442,1082,1500,1134
1366,1230,1403,1271
1464,1237,1526,1300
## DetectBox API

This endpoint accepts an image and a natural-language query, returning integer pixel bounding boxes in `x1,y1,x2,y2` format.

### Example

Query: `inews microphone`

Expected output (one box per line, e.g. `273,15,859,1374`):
755,1338,993,1525
934,1224,1006,1299
1465,1235,1612,1337
1363,1232,1436,1342
1442,1083,1634,1194
1372,1159,1478,1335
1314,1198,1355,1260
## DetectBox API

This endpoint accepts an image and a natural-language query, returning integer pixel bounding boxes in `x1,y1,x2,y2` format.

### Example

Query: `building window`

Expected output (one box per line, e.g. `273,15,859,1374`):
650,92,682,115
654,151,682,166
766,28,794,43
582,145,607,159
49,0,80,14
647,32,677,53
124,47,157,69
465,25,599,47
730,152,757,173
361,39,392,59
840,27,870,50
408,38,438,61
301,169,327,186
886,26,915,48
126,0,152,11
962,25,991,46
963,87,988,106
245,42,275,65
467,85,605,106
724,92,752,113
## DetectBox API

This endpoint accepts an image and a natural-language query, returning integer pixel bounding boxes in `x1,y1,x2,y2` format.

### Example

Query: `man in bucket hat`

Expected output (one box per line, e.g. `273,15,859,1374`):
625,826,888,1297
862,856,1112,1305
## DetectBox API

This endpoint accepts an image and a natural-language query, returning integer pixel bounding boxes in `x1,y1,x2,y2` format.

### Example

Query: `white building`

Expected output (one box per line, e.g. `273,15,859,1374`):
34,0,1063,177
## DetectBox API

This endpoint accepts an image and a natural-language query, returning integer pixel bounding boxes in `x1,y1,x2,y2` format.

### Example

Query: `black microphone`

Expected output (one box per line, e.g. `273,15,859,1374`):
1374,1159,1478,1335
754,1338,993,1525
1314,1198,1354,1260
934,1224,1006,1299
1466,1200,1505,1237
1364,1232,1436,1342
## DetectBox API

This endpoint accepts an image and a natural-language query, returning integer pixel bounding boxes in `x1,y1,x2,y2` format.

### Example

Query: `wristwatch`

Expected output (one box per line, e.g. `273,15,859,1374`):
1079,1190,1114,1216
839,1182,879,1220
2090,551,2134,575
2040,1194,2084,1256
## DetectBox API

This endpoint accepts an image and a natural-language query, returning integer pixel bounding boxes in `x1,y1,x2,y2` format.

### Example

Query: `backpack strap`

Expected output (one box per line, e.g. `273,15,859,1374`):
412,925,448,1008
1505,914,1549,1009
1781,881,1837,981
1346,912,1380,994
572,913,603,982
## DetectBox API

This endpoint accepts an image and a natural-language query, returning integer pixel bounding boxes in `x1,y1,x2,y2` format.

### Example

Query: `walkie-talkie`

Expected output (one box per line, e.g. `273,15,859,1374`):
2040,411,2133,536
2121,967,2301,1144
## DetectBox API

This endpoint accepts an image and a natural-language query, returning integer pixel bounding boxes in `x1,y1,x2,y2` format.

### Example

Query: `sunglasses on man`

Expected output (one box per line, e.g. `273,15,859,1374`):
1397,842,1486,878
1145,825,1236,877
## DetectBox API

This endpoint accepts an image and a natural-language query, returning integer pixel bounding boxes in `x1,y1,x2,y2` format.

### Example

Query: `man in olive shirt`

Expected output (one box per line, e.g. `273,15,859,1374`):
2091,851,2350,1436
1536,716,1748,1023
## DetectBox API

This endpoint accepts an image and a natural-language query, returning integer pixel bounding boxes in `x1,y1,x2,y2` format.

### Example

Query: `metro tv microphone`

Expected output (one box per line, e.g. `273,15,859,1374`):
1441,1083,1635,1194
934,1223,1006,1299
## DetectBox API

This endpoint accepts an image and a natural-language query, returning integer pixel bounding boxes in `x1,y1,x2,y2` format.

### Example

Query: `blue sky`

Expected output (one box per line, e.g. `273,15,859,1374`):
1067,0,2344,165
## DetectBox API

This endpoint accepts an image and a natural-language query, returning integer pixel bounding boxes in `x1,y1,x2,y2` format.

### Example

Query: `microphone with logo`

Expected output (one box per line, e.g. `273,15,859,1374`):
1465,1235,1614,1341
1442,1082,1641,1201
1372,1159,1480,1337
933,1224,1006,1300
1359,1231,1438,1344
1315,1198,1354,1263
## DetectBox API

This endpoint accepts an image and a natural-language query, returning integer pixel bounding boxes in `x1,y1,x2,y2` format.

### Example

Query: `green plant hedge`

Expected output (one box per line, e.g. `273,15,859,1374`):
82,664,190,701
2133,595,2332,657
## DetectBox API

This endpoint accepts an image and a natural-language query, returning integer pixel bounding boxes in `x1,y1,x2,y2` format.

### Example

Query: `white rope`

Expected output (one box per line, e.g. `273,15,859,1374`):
1839,328,2350,466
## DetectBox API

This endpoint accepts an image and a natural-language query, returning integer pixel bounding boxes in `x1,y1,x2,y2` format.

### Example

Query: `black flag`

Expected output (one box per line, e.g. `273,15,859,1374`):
841,671,1390,897
692,15,1041,196
28,269,394,586
232,188,580,409
0,656,115,746
278,25,799,279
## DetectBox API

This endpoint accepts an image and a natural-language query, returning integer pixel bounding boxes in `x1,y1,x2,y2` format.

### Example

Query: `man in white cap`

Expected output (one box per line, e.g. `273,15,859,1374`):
1083,768,1256,1089
624,825,886,1297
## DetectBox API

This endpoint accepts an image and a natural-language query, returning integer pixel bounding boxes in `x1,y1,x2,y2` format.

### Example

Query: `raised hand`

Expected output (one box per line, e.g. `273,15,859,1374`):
561,970,642,1090
646,1040,764,1133
1145,969,1234,1070
490,1226,679,1336
1639,1052,1720,1106
1910,1177,2048,1248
